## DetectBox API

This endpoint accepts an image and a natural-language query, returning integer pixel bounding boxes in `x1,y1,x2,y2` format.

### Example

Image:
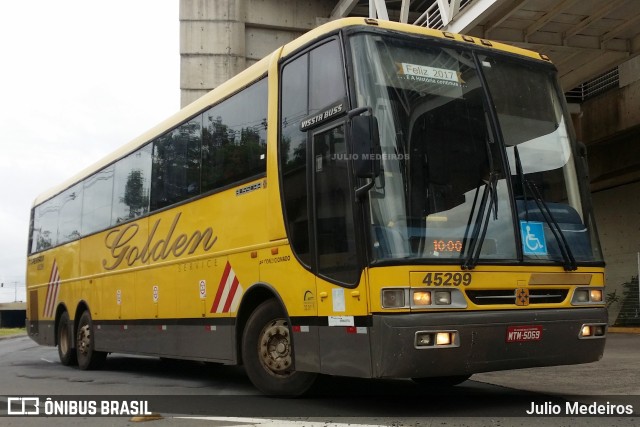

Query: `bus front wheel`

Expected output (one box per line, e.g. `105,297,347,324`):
76,310,107,370
57,311,77,366
241,299,316,396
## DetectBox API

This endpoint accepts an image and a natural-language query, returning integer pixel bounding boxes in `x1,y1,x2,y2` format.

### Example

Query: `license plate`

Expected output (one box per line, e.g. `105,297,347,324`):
506,325,543,342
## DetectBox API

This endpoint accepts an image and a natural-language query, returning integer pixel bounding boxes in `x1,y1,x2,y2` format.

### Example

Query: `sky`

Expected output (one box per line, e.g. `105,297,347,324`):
0,1,180,302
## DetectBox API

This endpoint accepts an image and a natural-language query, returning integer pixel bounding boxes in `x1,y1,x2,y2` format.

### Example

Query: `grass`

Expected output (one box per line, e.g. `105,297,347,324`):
0,327,26,337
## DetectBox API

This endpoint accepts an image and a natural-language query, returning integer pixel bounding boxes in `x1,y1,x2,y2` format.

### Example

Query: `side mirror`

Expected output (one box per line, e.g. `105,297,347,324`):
350,114,381,179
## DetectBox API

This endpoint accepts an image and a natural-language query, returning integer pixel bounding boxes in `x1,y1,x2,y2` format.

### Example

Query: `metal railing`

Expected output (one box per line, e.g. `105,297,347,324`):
565,67,619,103
414,0,473,29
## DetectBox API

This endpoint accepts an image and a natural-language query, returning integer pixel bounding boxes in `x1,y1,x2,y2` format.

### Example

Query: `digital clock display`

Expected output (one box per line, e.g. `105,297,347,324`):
433,239,463,253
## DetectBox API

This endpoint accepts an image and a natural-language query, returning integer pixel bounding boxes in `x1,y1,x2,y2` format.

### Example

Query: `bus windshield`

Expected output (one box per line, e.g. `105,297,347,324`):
349,33,603,266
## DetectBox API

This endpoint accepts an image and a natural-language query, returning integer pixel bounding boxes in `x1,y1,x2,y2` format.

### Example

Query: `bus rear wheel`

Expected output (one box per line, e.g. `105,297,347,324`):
241,299,316,396
57,311,77,366
76,310,107,370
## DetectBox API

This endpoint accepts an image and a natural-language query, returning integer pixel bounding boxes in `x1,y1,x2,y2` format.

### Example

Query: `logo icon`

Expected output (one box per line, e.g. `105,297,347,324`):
7,397,40,415
515,288,530,306
520,221,548,256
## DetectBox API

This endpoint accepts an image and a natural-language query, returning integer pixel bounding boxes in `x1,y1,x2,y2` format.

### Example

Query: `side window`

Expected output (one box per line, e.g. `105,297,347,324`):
57,183,83,244
281,53,310,265
313,124,359,284
280,38,351,275
202,79,267,192
309,39,346,113
82,165,114,235
32,198,59,252
151,117,202,210
111,145,152,224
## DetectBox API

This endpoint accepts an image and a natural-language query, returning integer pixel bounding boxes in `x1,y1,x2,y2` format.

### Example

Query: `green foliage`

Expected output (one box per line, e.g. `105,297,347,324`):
613,276,640,326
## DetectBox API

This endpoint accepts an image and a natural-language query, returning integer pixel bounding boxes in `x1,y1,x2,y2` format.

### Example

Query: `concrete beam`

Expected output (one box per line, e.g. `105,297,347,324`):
524,0,580,38
559,51,629,91
483,0,530,36
330,0,358,19
444,0,503,34
563,0,621,39
488,27,630,54
245,0,334,31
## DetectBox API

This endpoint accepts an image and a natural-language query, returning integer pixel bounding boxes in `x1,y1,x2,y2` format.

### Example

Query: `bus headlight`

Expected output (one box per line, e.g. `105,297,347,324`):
590,289,603,302
382,288,467,310
382,289,406,308
436,332,452,345
415,330,459,348
413,291,431,306
579,323,606,339
434,291,451,305
575,290,589,303
571,287,605,305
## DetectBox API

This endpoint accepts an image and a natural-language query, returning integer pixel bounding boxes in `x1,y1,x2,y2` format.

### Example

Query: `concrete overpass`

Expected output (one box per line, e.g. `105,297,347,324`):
179,0,640,320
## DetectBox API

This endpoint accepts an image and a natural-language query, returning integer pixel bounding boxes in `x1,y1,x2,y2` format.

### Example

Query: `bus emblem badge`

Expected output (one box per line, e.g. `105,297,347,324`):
515,288,529,306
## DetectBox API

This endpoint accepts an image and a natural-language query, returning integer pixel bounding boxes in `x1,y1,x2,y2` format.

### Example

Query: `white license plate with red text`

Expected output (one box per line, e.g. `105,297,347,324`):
506,325,543,342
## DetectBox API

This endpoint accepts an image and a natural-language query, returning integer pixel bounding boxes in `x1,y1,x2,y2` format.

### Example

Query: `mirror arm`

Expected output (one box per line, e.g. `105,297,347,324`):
355,179,376,202
347,106,371,119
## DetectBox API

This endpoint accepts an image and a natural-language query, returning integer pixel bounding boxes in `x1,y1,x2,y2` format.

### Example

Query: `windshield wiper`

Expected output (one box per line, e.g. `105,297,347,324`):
461,171,498,270
513,146,577,271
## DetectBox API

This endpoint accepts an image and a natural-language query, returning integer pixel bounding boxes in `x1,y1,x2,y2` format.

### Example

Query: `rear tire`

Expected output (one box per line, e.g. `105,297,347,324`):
76,310,107,370
57,311,77,366
241,299,316,396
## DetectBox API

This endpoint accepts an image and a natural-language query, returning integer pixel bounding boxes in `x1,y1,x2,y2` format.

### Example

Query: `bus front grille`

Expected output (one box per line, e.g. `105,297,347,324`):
466,289,569,305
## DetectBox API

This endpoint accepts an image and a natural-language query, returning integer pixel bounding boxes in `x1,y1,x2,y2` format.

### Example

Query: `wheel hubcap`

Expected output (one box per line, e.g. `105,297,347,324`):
78,324,91,356
258,319,292,376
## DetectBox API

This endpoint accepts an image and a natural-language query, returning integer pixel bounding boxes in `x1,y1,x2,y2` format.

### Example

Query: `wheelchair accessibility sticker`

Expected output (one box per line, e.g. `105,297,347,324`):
520,221,548,255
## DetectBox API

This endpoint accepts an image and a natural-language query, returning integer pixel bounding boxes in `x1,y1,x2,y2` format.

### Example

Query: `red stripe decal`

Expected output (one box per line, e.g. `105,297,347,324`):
211,261,232,313
222,275,240,313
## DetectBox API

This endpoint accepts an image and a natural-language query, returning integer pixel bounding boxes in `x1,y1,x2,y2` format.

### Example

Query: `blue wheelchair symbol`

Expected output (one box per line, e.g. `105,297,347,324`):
520,221,548,255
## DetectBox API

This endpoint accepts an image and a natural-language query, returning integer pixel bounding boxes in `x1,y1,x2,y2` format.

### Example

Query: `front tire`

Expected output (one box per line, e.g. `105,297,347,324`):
241,299,316,396
76,310,107,370
57,311,77,366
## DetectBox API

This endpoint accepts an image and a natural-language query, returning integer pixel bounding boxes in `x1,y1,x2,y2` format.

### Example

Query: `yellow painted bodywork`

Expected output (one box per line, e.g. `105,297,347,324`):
26,18,592,335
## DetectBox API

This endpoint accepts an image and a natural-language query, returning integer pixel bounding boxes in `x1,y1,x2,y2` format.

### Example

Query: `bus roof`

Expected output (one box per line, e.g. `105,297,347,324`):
33,17,548,207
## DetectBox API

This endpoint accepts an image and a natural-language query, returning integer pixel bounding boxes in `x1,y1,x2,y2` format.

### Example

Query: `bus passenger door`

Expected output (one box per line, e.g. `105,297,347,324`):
311,122,372,377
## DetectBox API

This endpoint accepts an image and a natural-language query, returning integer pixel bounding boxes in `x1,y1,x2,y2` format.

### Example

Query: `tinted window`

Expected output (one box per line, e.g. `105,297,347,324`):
280,53,310,265
202,79,267,192
280,39,348,270
151,117,202,210
309,40,346,112
314,124,359,284
57,183,83,244
82,165,114,235
32,198,59,252
111,145,152,224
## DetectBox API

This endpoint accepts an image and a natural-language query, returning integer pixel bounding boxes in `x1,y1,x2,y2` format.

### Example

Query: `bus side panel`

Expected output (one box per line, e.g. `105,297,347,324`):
27,242,81,346
259,244,322,372
316,271,373,378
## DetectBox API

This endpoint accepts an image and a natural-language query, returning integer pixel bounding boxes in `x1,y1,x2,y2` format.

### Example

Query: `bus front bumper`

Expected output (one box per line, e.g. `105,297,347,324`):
370,307,607,379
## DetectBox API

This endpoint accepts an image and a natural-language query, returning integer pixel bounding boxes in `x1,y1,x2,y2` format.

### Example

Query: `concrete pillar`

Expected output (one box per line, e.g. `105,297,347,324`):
179,0,335,107
180,0,247,106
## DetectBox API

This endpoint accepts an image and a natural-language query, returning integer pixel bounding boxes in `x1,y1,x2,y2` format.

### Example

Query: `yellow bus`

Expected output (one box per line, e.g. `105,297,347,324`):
26,18,607,396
